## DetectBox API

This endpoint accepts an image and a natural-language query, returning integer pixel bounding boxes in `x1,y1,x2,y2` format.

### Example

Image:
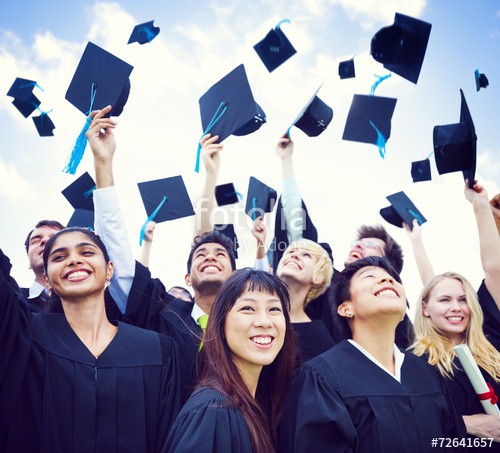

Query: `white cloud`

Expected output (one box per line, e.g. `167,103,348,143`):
0,158,34,199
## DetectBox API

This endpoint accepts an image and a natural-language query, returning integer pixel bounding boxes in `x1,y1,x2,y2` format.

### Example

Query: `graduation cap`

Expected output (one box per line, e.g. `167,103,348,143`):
68,208,95,230
66,42,133,117
371,12,432,84
64,42,133,174
380,191,427,229
475,69,489,91
62,171,96,212
342,94,397,157
11,94,41,118
253,19,297,72
410,158,432,182
196,64,266,171
245,176,277,220
433,89,476,183
214,223,240,259
338,58,355,79
137,175,195,245
7,77,43,103
32,113,55,137
288,85,333,137
215,183,242,206
128,20,160,44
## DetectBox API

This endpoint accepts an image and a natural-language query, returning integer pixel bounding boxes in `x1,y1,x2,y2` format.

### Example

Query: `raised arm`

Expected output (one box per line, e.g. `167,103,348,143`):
252,216,270,271
403,219,435,285
193,134,223,241
277,135,304,243
490,193,500,235
88,106,135,314
465,181,500,310
138,221,156,268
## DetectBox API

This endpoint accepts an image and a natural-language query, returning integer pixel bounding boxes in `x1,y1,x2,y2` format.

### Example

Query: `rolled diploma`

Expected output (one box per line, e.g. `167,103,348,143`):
454,344,500,416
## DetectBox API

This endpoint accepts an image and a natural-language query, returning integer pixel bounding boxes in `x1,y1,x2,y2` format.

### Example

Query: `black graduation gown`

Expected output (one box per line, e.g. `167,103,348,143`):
0,249,181,453
293,319,335,363
279,340,466,453
163,387,253,453
477,280,500,351
124,261,201,401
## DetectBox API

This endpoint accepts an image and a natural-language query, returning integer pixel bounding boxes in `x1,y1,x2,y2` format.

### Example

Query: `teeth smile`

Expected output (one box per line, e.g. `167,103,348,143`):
447,317,463,322
375,289,398,297
67,271,89,280
202,265,219,272
251,336,272,345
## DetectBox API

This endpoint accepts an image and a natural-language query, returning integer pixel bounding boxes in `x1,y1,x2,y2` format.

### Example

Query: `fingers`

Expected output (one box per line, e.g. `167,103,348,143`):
200,133,220,147
87,105,117,131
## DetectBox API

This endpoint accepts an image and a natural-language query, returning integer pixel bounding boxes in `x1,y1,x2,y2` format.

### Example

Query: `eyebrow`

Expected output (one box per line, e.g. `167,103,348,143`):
195,246,228,255
49,242,98,257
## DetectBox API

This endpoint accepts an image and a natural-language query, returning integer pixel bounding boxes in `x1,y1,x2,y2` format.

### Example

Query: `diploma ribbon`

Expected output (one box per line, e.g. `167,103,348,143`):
477,382,499,405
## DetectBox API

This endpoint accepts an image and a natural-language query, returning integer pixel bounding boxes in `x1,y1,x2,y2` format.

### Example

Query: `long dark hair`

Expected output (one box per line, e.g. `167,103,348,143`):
198,268,296,452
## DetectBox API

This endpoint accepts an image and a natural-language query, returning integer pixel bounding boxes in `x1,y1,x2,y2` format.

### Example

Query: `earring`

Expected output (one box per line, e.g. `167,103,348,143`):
104,280,111,289
346,311,353,319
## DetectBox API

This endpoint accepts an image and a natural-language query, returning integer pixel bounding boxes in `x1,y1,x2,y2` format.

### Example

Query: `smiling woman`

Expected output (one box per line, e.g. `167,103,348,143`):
164,268,297,453
0,227,182,452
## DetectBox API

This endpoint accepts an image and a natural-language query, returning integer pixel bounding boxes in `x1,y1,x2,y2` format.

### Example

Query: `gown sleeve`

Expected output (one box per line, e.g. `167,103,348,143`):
279,361,358,453
477,279,500,351
162,389,253,453
0,249,32,440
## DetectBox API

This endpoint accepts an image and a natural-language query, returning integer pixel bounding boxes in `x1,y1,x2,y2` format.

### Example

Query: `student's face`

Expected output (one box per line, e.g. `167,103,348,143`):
225,290,286,377
278,245,318,285
28,225,62,276
44,231,113,300
422,277,471,346
187,242,233,289
344,237,386,267
341,266,406,321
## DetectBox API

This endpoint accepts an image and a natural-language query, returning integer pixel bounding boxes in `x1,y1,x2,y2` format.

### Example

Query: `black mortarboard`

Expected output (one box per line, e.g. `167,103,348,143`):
380,191,427,229
128,20,160,45
245,176,277,220
214,223,239,259
475,69,489,92
62,171,96,212
138,175,195,223
7,77,41,103
65,42,133,117
411,158,432,182
338,58,355,79
11,94,41,118
342,94,397,146
199,64,266,143
32,113,55,137
215,183,241,206
253,19,297,72
433,89,476,183
288,85,333,137
68,208,95,230
371,12,432,84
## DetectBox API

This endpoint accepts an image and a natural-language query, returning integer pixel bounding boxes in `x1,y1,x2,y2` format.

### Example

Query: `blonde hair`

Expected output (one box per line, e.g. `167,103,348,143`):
411,272,500,381
277,239,333,306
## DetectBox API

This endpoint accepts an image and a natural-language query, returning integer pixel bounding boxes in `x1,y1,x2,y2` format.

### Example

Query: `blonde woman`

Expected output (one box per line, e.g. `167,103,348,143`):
276,239,334,362
412,273,500,443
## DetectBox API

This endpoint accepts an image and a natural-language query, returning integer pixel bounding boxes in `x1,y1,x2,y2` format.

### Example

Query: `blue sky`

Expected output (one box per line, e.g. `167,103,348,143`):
1,0,499,314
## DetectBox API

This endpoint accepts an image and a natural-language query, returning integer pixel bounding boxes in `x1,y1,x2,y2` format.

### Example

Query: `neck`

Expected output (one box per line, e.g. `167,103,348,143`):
283,278,312,323
235,362,262,398
194,292,215,315
62,293,116,357
351,319,397,374
34,274,46,286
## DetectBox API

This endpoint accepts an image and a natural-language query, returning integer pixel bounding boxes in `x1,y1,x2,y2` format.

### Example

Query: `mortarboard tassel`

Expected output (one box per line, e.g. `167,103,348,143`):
226,190,244,201
195,101,227,173
139,26,156,43
408,209,424,226
19,81,44,93
139,196,167,245
369,120,387,159
370,73,391,96
63,83,97,175
84,185,96,199
251,197,257,221
274,18,291,30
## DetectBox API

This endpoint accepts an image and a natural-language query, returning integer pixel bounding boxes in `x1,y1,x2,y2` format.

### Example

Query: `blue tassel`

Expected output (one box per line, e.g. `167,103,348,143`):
84,185,96,199
226,190,243,201
139,196,167,245
63,116,91,174
252,197,257,221
274,18,291,30
195,101,227,173
140,26,156,42
369,120,387,159
408,209,423,225
370,73,391,96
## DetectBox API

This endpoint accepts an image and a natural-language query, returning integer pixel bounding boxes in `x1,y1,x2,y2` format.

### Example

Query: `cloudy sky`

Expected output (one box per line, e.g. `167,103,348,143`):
1,0,498,316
